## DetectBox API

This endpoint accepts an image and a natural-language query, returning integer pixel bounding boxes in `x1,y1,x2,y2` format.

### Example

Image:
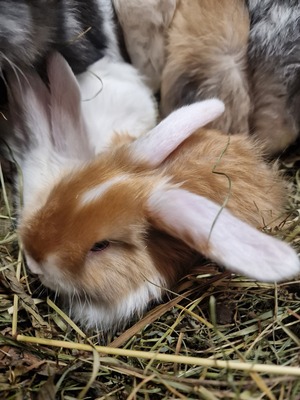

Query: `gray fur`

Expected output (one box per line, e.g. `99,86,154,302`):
247,0,300,153
0,0,121,74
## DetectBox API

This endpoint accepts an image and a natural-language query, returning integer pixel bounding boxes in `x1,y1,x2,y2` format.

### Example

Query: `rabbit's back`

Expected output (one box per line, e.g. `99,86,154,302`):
161,0,251,134
163,128,286,228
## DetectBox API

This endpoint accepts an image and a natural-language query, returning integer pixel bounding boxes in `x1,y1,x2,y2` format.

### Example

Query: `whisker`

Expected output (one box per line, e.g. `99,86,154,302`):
2,54,28,85
53,288,59,303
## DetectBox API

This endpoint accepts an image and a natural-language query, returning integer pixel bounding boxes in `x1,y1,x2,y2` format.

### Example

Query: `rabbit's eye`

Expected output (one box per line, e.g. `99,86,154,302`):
90,240,110,252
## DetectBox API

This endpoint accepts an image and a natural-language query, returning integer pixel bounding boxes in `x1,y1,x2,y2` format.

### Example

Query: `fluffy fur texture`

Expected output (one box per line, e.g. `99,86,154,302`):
160,0,300,152
161,0,251,134
112,0,177,92
77,56,157,153
0,0,121,74
0,0,136,152
5,52,156,207
247,0,300,154
7,61,299,330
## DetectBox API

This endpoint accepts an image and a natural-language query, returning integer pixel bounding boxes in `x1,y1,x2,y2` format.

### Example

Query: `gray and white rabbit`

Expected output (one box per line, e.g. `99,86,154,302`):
0,0,121,74
247,0,300,154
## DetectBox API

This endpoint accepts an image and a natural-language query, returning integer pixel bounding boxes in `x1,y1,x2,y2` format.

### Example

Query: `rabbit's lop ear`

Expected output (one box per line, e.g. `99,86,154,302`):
47,52,93,160
130,99,225,167
147,187,300,282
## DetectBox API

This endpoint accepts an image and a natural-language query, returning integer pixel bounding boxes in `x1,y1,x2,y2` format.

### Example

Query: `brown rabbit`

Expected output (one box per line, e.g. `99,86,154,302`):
112,0,177,93
161,0,251,134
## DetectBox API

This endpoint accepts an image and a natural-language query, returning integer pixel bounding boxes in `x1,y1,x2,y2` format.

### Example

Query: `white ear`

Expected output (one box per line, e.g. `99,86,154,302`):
129,99,225,167
147,187,300,282
47,52,93,160
7,67,51,150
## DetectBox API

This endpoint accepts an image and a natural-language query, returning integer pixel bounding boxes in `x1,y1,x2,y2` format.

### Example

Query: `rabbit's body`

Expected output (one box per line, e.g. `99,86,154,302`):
7,55,299,331
0,0,121,73
19,112,299,330
161,0,251,134
162,131,284,228
247,0,300,154
77,56,157,154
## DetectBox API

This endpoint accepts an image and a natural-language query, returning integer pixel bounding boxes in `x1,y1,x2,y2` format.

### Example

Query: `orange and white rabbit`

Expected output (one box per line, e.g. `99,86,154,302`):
7,54,299,331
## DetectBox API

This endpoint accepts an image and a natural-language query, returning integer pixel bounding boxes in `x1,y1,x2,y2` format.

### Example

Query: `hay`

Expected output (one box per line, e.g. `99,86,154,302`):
0,146,299,399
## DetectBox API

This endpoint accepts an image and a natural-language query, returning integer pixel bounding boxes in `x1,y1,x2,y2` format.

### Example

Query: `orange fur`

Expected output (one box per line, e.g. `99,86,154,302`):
163,129,285,227
161,0,251,134
109,131,136,146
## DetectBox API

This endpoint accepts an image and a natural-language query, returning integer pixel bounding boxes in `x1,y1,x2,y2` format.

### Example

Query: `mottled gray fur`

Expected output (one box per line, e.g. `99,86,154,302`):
0,0,121,74
247,0,300,153
0,0,122,164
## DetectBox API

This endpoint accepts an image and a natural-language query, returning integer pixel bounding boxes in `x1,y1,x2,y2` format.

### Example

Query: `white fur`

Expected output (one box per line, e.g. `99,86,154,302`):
69,276,165,330
130,99,225,166
25,252,70,293
25,253,42,275
20,149,71,209
76,56,157,153
147,187,300,282
10,62,84,209
98,0,123,61
25,245,166,331
9,52,157,209
81,174,130,205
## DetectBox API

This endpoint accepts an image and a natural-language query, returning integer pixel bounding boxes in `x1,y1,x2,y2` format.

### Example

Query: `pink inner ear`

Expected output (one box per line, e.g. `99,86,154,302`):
47,52,93,160
147,187,300,282
129,99,225,167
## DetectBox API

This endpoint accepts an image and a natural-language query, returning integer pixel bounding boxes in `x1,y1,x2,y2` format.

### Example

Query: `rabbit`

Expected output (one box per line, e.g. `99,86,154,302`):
6,55,300,331
160,0,251,135
4,52,156,208
0,0,125,113
112,0,177,93
246,0,300,154
0,0,122,74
